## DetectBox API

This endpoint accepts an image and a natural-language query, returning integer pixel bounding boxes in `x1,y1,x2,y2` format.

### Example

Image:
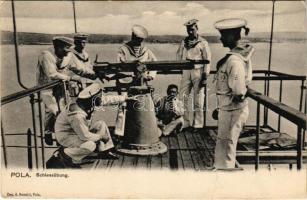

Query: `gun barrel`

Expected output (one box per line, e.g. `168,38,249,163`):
93,59,209,73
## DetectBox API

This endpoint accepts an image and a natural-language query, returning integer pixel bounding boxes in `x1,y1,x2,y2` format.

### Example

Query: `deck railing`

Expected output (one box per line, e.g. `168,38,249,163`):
246,88,306,170
1,70,306,170
1,80,64,169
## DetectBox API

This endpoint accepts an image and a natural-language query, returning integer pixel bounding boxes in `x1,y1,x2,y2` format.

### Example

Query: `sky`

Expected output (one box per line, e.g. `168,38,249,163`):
0,1,306,35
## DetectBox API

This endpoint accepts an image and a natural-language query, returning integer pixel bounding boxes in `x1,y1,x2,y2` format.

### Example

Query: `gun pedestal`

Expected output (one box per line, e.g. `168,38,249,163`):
93,59,210,155
117,86,167,156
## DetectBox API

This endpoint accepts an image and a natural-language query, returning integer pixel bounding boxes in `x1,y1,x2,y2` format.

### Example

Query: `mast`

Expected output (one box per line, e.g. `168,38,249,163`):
264,0,275,126
72,0,78,33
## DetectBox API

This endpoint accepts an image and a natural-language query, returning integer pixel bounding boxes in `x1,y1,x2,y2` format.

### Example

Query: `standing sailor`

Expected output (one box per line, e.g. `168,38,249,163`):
37,36,83,145
213,18,254,169
177,19,211,132
117,24,157,83
69,33,97,89
115,25,157,136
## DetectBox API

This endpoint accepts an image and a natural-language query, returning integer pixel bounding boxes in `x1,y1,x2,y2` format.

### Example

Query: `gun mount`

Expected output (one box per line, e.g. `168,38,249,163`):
93,57,210,156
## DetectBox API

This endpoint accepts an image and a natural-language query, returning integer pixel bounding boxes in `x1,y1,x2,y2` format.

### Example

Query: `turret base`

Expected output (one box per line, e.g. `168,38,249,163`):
117,141,167,156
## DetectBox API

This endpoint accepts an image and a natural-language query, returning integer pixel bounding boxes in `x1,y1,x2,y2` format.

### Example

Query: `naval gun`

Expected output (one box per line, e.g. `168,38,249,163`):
93,58,210,156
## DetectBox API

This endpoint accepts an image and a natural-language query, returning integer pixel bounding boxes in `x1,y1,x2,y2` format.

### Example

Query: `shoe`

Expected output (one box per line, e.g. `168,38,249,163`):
46,153,65,169
192,128,202,133
204,166,216,171
44,131,54,145
58,148,81,169
182,126,193,133
98,151,119,160
173,123,183,134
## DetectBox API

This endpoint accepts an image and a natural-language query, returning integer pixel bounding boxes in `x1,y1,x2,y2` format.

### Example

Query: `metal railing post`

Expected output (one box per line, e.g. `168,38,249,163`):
29,94,39,169
63,81,69,106
255,102,260,170
203,84,207,129
299,80,305,112
27,128,33,169
263,78,267,127
1,123,8,168
299,81,305,150
278,80,283,132
37,92,45,169
297,127,302,170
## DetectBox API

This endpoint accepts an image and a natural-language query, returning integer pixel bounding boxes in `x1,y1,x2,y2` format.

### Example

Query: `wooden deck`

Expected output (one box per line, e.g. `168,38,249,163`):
81,126,306,170
85,127,218,170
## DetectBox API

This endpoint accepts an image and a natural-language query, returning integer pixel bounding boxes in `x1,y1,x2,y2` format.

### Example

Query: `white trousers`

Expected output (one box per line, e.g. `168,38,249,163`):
41,92,66,132
214,105,249,169
158,117,184,136
58,121,114,163
179,69,204,128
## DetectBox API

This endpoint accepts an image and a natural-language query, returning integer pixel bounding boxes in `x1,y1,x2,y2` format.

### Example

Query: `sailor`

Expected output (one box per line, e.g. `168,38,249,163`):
176,19,211,132
155,84,184,136
114,25,157,136
37,36,84,145
48,83,136,168
117,24,157,84
213,18,254,169
67,33,97,89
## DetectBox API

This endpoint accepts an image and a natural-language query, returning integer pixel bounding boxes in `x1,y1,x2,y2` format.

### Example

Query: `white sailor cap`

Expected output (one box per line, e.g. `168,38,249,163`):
74,33,89,41
214,18,249,35
184,19,199,26
78,83,102,99
52,36,74,46
214,18,247,30
132,25,148,39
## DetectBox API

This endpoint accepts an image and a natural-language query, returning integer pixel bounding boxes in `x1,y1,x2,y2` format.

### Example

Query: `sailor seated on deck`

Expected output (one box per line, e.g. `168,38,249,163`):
46,83,136,169
154,84,184,136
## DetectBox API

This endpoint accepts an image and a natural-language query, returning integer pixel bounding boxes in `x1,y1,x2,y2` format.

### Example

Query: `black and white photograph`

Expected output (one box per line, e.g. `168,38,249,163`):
0,0,306,198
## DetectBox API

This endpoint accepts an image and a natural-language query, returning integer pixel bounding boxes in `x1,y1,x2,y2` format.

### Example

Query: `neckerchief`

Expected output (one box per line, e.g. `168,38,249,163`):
124,42,146,58
184,36,202,49
72,49,89,62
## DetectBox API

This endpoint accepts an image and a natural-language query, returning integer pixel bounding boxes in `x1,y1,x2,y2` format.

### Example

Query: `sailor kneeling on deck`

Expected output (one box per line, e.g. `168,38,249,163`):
46,83,135,168
213,18,254,169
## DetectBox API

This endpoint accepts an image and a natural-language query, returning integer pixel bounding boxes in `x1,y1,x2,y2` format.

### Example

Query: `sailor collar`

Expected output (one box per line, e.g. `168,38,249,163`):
67,102,88,117
227,44,254,62
124,42,147,58
71,49,89,62
184,36,204,49
47,47,66,70
215,43,254,72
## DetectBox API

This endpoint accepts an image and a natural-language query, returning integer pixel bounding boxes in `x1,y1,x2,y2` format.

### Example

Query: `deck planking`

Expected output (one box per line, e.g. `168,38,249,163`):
86,128,218,170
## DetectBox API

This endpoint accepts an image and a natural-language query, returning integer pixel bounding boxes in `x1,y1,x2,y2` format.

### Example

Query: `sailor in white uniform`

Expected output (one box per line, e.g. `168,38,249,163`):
117,24,157,83
51,83,136,168
114,25,157,136
213,18,254,169
37,37,86,145
68,33,97,90
176,19,211,132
